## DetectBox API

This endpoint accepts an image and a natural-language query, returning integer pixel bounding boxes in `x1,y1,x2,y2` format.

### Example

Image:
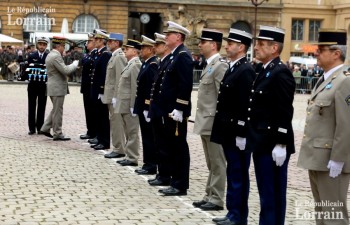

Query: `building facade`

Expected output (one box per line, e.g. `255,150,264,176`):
0,0,349,63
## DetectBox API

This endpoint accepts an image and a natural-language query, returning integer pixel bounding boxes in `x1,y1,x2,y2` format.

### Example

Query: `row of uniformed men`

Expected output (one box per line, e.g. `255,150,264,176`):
80,21,195,196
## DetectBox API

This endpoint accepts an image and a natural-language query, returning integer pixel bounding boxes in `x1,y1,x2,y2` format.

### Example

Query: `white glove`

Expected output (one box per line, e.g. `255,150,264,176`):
143,110,150,122
98,94,104,99
112,98,118,108
236,136,246,150
130,108,137,117
72,60,79,67
170,109,183,122
272,144,287,166
327,160,344,178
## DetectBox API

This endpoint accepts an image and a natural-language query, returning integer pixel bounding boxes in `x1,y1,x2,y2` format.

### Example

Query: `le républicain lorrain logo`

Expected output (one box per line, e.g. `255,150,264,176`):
7,6,56,26
295,200,345,220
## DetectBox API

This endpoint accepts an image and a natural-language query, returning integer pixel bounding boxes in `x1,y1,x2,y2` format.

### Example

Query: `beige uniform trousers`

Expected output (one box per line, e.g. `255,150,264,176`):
120,113,140,163
201,135,226,207
41,96,65,138
309,170,350,225
108,104,125,154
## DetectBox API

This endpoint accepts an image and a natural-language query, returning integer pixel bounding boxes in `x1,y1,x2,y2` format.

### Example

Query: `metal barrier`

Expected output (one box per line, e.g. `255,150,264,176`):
295,76,320,94
193,70,320,94
193,69,202,85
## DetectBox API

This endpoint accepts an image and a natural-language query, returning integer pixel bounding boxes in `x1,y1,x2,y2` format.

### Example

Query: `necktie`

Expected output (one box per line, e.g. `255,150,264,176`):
202,61,207,70
315,75,324,89
39,54,43,59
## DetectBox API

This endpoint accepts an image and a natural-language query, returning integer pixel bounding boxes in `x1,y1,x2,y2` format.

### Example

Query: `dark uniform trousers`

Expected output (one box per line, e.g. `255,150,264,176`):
26,51,48,133
157,117,190,190
222,143,251,224
28,82,47,132
82,91,97,137
94,98,110,147
245,57,295,225
81,49,97,138
253,152,290,225
134,57,158,170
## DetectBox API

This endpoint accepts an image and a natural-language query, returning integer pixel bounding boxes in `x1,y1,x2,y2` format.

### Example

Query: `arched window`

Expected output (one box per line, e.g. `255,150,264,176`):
72,14,99,33
23,13,51,32
231,21,252,34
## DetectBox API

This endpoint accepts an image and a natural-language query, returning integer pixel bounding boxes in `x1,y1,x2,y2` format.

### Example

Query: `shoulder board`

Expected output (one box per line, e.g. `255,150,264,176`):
179,51,187,54
219,58,227,63
150,62,157,65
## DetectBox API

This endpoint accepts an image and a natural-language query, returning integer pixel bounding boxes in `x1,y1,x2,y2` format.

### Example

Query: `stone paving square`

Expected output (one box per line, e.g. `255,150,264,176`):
0,82,345,224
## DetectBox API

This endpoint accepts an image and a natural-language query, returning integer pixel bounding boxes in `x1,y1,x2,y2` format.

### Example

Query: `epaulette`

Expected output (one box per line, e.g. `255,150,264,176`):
150,62,157,65
219,57,227,63
179,51,187,54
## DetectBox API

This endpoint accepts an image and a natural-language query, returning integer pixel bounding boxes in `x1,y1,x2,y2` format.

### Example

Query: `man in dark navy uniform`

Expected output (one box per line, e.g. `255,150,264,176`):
149,21,193,196
210,29,255,225
89,29,112,150
80,33,97,140
26,37,49,135
132,35,158,170
246,25,295,225
148,32,172,186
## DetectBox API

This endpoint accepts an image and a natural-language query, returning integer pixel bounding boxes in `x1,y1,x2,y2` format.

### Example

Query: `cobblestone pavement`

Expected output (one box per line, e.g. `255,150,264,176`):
0,82,326,225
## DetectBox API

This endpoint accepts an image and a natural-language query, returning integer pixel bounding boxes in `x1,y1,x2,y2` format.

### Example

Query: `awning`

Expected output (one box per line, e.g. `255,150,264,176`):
0,34,23,43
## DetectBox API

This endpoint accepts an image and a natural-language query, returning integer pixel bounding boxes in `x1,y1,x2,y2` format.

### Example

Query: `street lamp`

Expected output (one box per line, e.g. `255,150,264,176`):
248,0,268,58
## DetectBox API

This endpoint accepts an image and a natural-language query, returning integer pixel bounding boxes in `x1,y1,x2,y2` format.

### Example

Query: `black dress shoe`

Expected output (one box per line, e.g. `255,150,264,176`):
28,131,35,135
148,177,157,183
149,179,170,186
217,220,246,225
119,160,138,166
213,217,229,223
40,131,53,138
160,187,187,196
80,134,91,139
88,138,98,144
90,144,99,148
93,144,109,150
116,159,127,164
104,152,125,158
53,136,71,141
200,202,224,211
192,200,207,208
135,168,157,175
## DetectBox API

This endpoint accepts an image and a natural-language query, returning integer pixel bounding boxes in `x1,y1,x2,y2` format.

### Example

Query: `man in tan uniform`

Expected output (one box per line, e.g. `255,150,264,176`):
40,37,78,140
103,32,127,158
193,29,227,211
298,30,350,225
115,39,142,166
